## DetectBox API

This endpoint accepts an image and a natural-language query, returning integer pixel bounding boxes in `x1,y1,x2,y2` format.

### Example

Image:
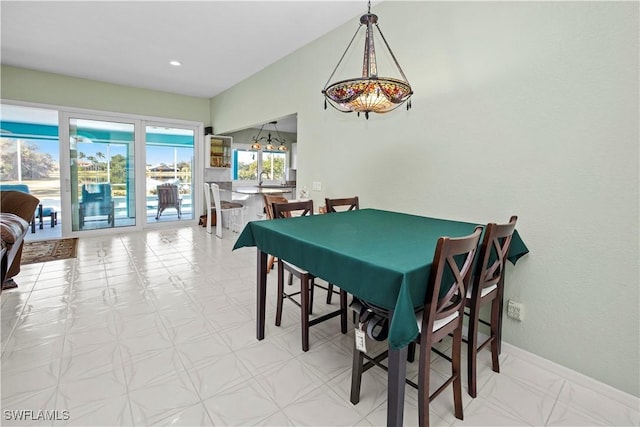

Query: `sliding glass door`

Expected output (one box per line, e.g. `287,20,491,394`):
60,112,200,234
145,125,195,223
66,116,137,232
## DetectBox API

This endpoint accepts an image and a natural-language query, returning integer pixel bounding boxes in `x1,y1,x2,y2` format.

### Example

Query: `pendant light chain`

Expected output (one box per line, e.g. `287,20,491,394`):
322,25,363,91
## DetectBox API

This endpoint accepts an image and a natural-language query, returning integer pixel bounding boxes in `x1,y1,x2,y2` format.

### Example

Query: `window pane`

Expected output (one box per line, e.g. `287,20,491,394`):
261,152,286,181
236,149,257,180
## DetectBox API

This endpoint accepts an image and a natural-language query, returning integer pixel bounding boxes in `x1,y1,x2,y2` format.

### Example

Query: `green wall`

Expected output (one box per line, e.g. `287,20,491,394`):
1,65,210,124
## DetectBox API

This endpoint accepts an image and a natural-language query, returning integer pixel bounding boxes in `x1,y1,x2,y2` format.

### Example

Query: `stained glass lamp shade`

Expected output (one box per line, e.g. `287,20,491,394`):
322,3,413,119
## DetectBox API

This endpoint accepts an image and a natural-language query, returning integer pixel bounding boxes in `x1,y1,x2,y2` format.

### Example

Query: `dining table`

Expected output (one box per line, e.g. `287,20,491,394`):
233,208,529,426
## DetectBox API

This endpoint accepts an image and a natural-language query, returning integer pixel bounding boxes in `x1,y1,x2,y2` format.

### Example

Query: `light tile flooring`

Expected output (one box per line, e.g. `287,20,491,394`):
2,225,639,426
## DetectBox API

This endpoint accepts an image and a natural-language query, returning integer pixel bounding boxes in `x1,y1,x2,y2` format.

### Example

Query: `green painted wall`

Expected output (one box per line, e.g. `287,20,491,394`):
1,65,210,124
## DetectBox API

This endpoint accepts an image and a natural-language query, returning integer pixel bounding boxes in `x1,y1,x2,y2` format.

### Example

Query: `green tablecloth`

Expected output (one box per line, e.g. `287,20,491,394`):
234,208,528,349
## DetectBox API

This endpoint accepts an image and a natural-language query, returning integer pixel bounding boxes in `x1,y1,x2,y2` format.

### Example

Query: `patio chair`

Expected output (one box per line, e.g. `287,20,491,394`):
155,183,182,220
79,183,115,228
0,184,57,232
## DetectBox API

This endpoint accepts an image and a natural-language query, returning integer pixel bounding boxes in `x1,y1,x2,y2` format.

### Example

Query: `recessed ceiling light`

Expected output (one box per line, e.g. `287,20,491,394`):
169,60,181,66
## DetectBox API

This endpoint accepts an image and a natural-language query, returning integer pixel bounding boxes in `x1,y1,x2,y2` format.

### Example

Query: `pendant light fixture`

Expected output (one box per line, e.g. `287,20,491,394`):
250,121,288,151
322,0,413,119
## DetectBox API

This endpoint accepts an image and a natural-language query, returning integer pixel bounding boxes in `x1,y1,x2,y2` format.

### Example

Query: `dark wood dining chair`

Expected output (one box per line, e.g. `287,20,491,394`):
272,200,348,351
262,194,289,272
465,216,518,397
323,196,360,304
350,226,482,427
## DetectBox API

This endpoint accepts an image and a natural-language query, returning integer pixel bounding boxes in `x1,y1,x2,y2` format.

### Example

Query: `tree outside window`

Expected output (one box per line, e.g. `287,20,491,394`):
235,149,286,182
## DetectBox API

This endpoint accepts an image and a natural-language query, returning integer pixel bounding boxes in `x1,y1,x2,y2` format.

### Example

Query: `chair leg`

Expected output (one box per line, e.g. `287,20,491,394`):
38,205,44,230
206,209,212,234
275,260,285,327
417,336,432,427
407,341,417,363
452,325,464,420
309,278,314,315
326,283,334,304
350,339,365,404
300,273,310,352
467,303,480,398
490,298,501,373
497,278,504,355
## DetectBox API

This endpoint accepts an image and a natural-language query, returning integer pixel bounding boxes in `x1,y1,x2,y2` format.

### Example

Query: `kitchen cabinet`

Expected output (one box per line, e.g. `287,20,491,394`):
205,135,232,168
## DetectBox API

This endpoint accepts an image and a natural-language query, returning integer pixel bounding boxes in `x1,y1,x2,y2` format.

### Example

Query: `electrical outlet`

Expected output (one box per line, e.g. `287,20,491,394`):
312,181,322,191
507,300,524,321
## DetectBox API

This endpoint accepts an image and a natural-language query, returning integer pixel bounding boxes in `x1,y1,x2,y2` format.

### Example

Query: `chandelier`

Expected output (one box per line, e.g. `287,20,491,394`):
250,121,287,151
322,1,413,119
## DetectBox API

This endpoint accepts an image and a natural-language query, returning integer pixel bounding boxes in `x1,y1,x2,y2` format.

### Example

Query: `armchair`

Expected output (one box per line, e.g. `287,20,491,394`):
155,183,182,220
1,190,40,290
79,183,115,228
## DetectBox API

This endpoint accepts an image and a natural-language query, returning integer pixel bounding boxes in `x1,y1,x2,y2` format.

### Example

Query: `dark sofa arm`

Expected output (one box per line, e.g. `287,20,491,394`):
0,213,30,286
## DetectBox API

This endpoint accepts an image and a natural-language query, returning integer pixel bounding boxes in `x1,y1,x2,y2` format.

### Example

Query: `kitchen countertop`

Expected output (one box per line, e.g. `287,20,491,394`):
233,186,296,195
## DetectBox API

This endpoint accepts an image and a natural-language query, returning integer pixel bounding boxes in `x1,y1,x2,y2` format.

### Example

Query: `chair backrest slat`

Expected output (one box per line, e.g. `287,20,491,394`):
325,197,359,213
203,183,212,211
263,194,289,220
273,200,314,219
473,216,518,295
0,184,31,194
210,183,222,208
422,227,482,331
82,183,112,202
157,184,179,204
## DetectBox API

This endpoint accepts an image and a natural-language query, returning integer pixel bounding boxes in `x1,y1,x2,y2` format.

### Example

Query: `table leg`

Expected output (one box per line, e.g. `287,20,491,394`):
300,273,310,352
257,249,267,340
387,344,408,427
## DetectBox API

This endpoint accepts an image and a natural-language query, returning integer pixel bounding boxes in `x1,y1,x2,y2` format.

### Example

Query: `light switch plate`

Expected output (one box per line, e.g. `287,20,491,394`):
312,182,322,191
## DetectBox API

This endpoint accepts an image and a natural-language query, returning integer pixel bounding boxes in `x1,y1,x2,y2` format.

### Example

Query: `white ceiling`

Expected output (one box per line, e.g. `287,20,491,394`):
1,1,376,100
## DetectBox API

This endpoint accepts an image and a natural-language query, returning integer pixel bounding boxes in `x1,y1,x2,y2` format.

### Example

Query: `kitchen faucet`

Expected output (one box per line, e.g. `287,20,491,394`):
259,171,269,186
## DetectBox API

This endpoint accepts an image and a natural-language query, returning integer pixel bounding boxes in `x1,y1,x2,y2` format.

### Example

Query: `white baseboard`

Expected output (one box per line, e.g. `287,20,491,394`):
502,342,640,411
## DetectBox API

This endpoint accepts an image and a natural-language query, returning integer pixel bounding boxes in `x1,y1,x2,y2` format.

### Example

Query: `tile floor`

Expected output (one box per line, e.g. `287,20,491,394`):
2,225,639,426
